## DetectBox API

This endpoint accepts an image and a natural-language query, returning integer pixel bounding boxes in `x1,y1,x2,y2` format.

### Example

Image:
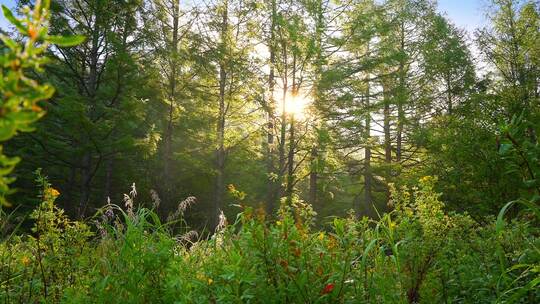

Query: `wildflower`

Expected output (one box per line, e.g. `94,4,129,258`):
95,220,107,238
104,205,114,221
21,256,31,266
276,220,282,226
321,283,335,295
318,232,325,241
207,278,213,285
47,188,60,198
420,175,430,182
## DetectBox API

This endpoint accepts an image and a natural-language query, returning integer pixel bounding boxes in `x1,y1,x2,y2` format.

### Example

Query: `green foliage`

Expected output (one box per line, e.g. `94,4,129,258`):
0,177,537,303
499,113,540,203
0,0,538,302
0,0,82,207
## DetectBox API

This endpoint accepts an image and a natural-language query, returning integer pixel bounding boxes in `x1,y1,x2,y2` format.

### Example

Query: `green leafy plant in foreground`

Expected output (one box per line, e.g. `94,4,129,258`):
1,176,537,303
0,0,84,206
495,113,540,302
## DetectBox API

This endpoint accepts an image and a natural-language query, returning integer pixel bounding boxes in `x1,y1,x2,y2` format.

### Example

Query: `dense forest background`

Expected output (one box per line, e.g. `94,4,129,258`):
0,0,539,302
1,0,539,230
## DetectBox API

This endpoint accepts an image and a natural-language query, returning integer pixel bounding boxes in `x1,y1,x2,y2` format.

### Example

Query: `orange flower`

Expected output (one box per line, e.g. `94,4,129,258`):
28,26,37,39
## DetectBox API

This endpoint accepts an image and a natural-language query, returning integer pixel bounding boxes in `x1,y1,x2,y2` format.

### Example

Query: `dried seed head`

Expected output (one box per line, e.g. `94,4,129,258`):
215,210,227,233
166,196,197,223
150,189,161,209
176,230,199,243
179,196,196,213
123,193,133,216
130,183,137,198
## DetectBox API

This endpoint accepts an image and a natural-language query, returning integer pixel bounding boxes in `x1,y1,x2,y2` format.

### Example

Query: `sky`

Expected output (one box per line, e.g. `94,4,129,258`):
0,0,488,36
437,0,488,34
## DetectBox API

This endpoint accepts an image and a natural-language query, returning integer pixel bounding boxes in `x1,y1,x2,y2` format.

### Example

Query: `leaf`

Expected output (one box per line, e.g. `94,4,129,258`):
496,199,540,236
0,119,16,141
48,35,85,47
0,34,18,51
361,238,378,268
6,111,40,124
1,5,27,35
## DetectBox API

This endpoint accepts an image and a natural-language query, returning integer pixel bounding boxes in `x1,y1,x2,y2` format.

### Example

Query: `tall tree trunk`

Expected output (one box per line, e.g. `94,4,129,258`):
265,0,277,216
214,0,228,227
286,115,295,202
396,21,405,163
383,91,392,164
161,0,180,212
364,65,372,216
78,153,91,218
309,0,324,211
78,13,101,218
383,83,392,203
278,43,288,202
65,166,77,215
309,145,318,206
446,74,452,115
285,52,297,203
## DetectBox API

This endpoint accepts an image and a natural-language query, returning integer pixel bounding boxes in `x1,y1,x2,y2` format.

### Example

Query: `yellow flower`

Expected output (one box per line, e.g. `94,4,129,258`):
46,188,60,198
318,232,325,241
207,278,213,285
21,256,31,267
420,176,432,183
276,221,282,226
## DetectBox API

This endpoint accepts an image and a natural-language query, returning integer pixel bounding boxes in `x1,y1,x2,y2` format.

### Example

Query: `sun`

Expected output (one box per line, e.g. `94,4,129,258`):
278,91,311,119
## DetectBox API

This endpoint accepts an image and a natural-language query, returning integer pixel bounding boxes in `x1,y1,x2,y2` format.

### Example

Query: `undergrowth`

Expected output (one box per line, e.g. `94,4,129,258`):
0,175,538,303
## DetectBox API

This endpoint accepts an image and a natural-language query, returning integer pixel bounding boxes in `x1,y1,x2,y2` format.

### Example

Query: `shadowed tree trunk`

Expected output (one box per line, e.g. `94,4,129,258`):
161,0,181,212
214,0,229,227
265,0,278,216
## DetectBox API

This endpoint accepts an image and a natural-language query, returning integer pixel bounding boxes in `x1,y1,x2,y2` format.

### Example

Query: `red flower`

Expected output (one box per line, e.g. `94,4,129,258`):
321,283,335,295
